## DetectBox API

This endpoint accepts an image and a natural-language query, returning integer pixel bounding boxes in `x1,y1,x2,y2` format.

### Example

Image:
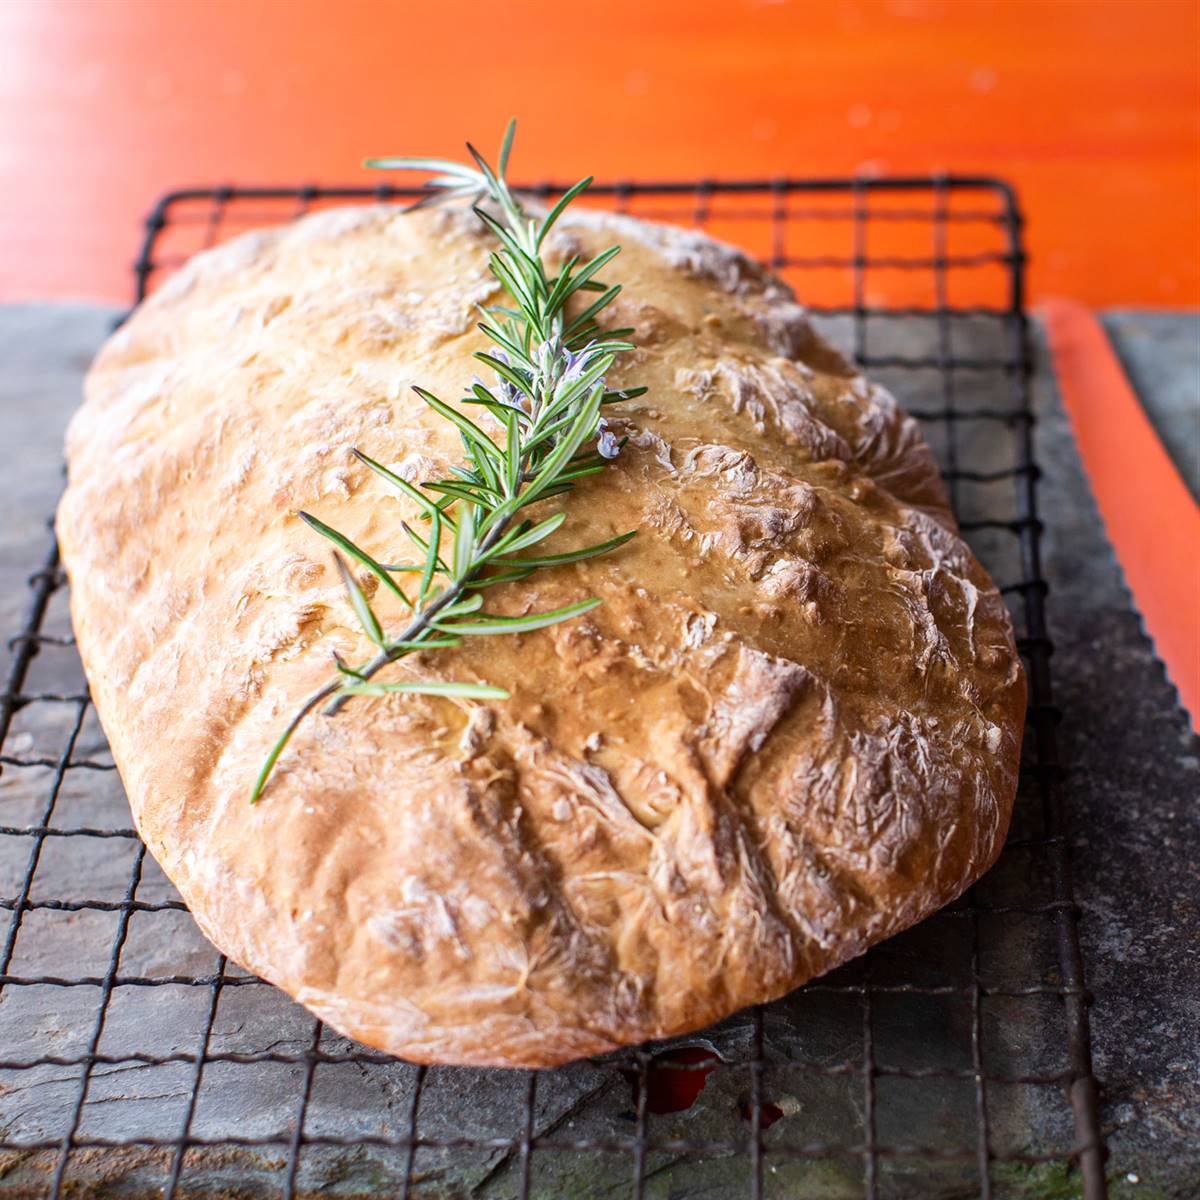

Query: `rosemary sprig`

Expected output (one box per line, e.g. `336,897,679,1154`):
250,122,641,803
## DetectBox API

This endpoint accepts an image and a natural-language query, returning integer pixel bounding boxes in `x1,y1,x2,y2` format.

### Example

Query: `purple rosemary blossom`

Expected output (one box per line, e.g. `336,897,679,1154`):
552,345,605,411
496,377,526,413
596,417,621,459
558,345,590,386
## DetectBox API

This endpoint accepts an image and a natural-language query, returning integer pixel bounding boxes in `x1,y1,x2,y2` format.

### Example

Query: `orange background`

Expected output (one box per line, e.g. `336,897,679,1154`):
0,0,1197,306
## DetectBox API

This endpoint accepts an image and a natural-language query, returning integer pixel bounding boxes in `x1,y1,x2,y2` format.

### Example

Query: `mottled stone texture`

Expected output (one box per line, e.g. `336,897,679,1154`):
1033,321,1200,1200
0,303,1196,1198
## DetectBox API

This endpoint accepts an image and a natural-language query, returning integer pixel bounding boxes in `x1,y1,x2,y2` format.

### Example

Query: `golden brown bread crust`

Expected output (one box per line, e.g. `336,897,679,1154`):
56,203,1025,1067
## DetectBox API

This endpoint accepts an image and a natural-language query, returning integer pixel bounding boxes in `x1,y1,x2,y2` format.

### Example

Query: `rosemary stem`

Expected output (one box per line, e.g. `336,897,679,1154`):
321,511,516,717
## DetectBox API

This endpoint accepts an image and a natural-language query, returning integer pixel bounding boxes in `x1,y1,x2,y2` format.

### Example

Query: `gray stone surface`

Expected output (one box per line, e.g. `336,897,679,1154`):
1033,324,1200,1200
0,302,1196,1198
0,305,119,641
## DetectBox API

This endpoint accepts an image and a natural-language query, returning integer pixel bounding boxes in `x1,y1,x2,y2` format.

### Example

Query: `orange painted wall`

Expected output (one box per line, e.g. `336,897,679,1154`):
1,0,1197,305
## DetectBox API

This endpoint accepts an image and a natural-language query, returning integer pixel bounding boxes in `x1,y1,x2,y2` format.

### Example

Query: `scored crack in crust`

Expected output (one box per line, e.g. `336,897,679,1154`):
56,202,1026,1067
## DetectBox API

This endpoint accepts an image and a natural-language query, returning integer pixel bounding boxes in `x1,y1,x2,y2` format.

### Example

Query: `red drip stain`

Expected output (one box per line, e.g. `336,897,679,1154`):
623,1047,721,1115
739,1098,785,1129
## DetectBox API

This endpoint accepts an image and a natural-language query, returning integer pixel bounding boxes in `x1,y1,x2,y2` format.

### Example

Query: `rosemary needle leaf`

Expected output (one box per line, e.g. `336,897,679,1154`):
488,511,567,558
471,207,518,253
498,117,517,177
522,385,604,505
249,726,298,805
477,320,524,357
333,651,366,679
439,597,602,636
412,387,503,462
400,522,450,573
333,552,387,648
503,481,571,507
465,141,504,199
386,635,463,651
494,529,636,568
363,156,480,178
548,245,621,314
552,463,607,484
474,352,532,395
438,592,484,618
564,284,622,337
466,381,502,407
419,507,441,603
453,503,477,580
423,479,499,508
351,449,457,529
603,385,648,404
464,566,537,589
339,680,510,700
298,511,412,608
400,187,461,214
504,409,521,493
537,177,594,247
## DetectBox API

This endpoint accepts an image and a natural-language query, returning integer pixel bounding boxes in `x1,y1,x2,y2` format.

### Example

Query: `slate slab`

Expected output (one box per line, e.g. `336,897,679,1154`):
0,302,1195,1199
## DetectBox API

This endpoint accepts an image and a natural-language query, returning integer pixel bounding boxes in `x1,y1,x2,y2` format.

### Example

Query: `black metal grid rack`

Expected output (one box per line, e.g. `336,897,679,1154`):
0,177,1107,1199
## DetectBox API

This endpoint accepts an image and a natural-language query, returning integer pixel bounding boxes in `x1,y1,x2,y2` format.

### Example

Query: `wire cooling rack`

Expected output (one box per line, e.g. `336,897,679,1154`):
0,178,1107,1199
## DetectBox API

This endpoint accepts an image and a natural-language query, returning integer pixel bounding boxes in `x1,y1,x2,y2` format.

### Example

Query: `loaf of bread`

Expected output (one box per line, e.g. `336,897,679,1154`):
57,202,1025,1067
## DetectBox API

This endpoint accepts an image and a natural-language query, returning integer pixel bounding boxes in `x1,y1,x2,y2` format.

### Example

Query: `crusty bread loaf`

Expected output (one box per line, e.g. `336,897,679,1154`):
56,202,1025,1067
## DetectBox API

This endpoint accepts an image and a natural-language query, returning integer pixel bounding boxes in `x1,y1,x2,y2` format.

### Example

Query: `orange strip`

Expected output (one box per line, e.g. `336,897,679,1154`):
1041,298,1200,730
1,0,1198,302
